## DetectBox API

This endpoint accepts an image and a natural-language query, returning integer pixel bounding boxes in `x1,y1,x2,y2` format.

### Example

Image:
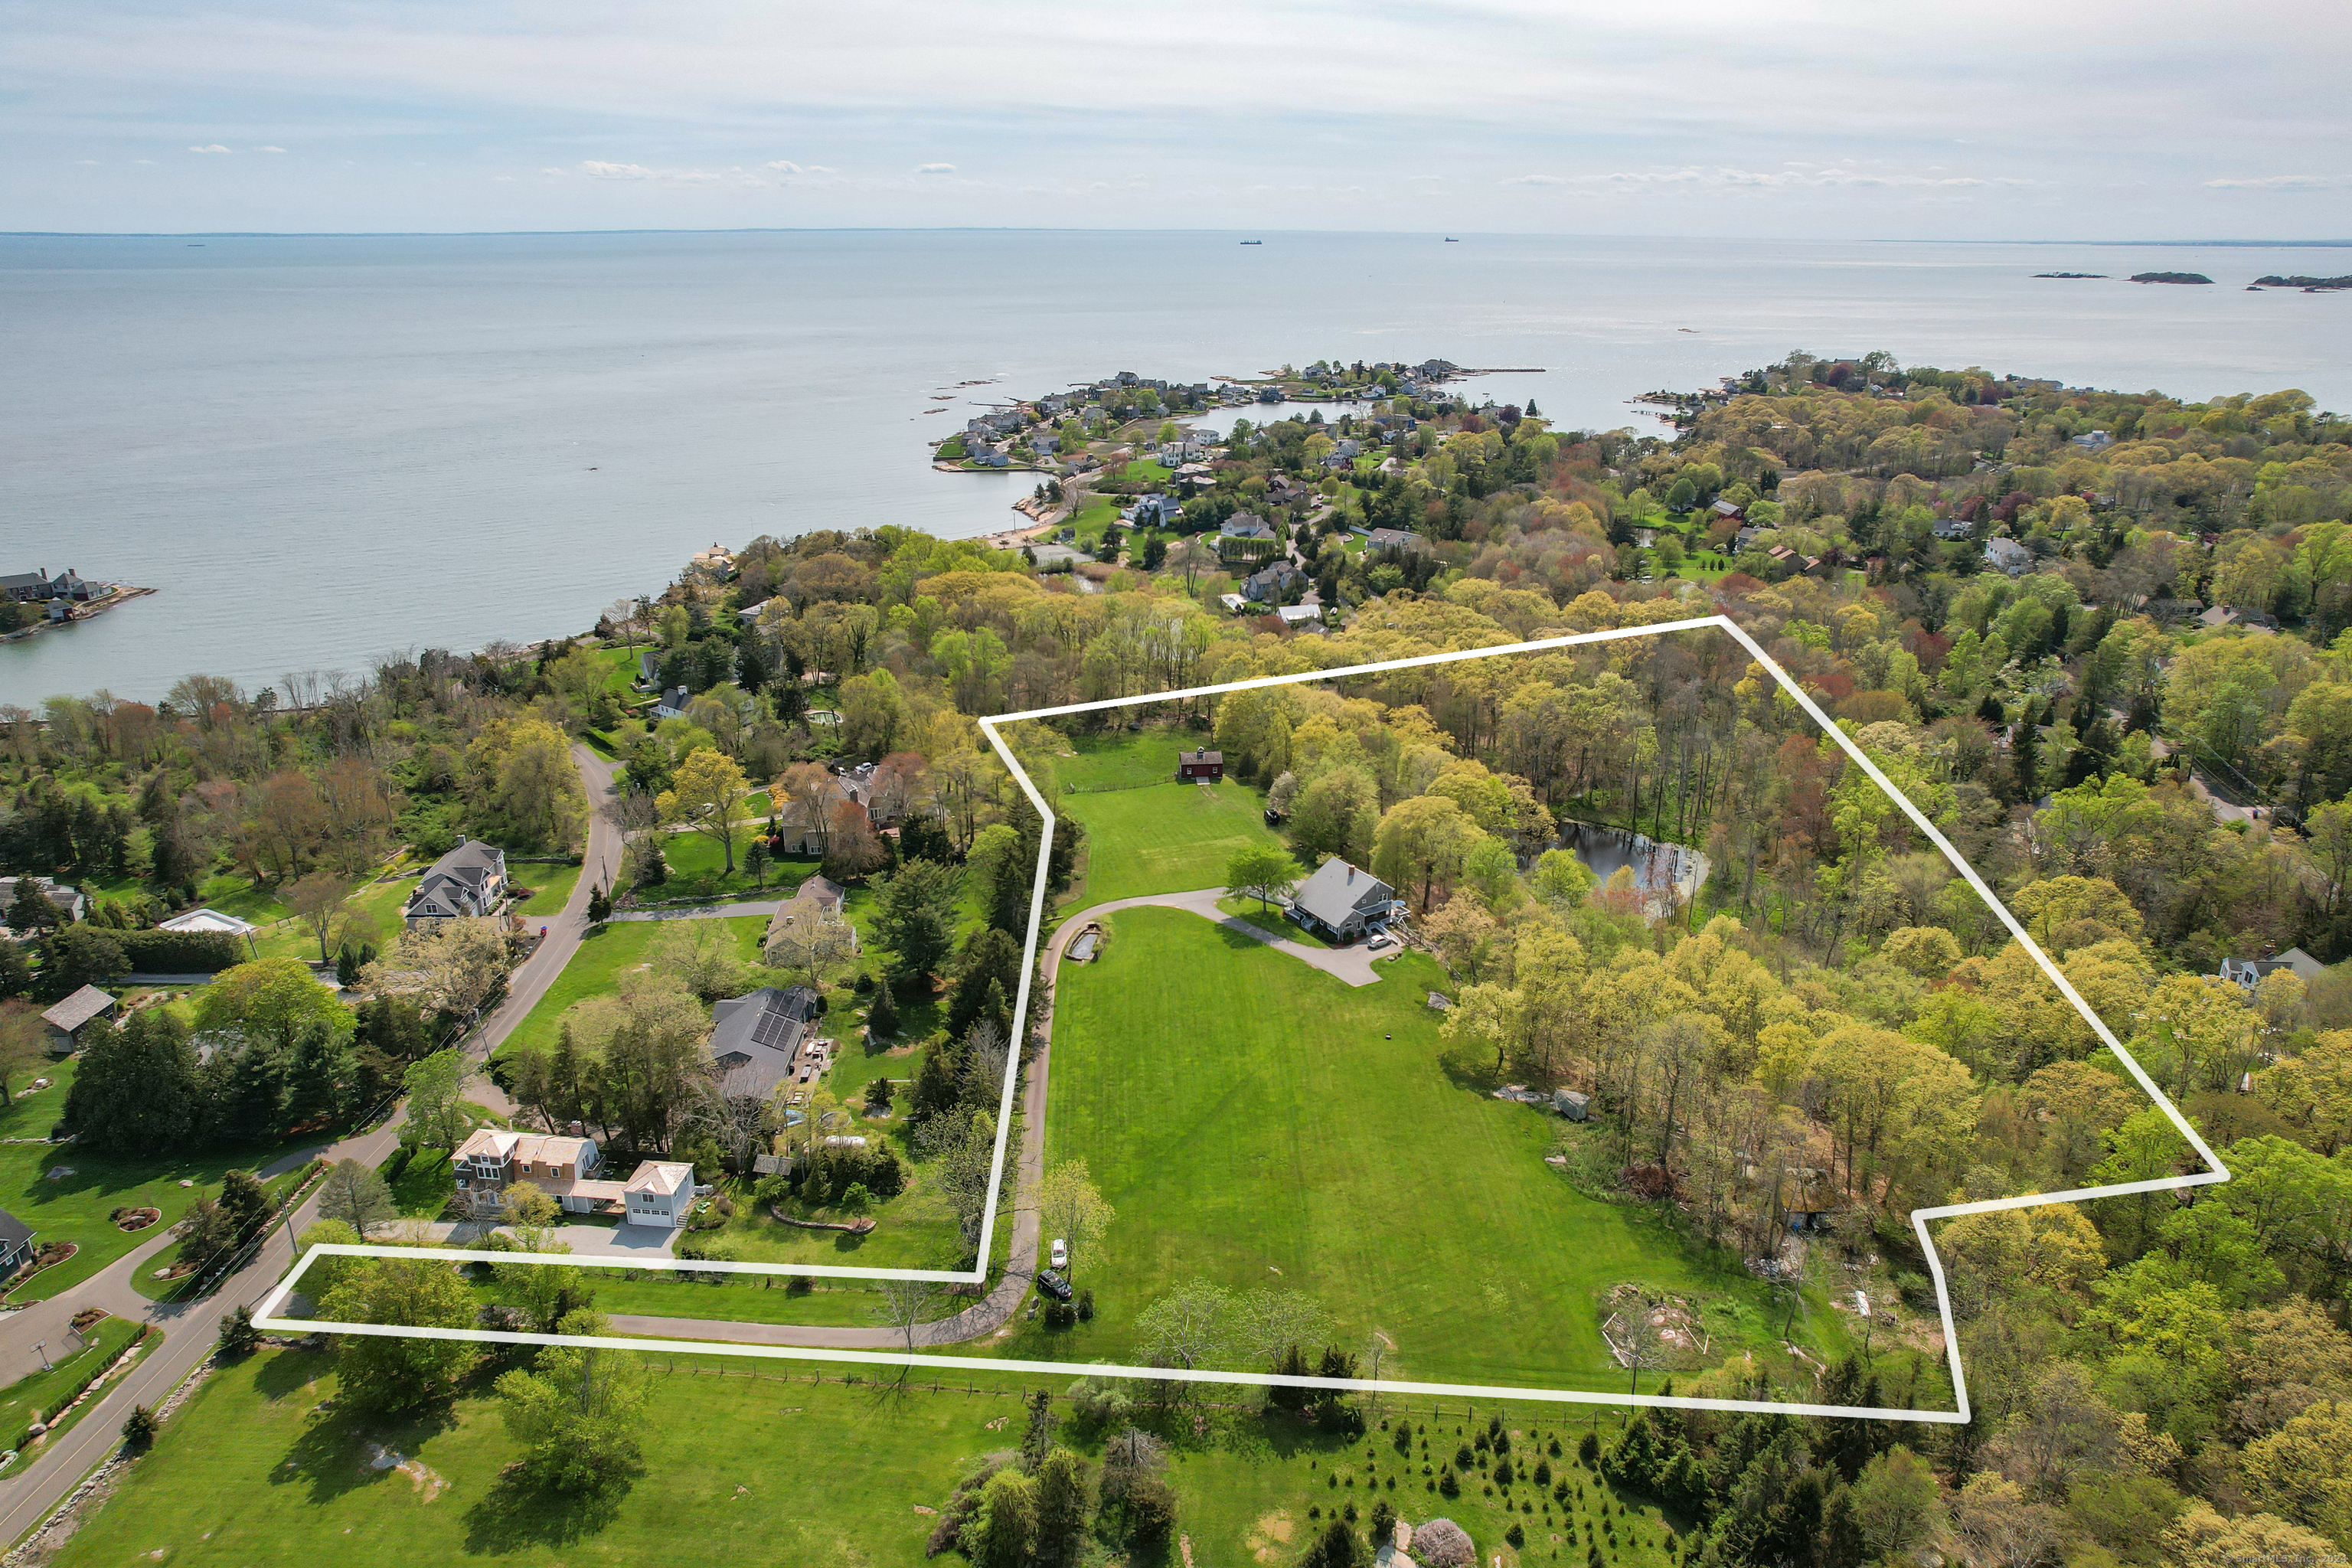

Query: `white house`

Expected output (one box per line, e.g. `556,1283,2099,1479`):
625,1162,697,1229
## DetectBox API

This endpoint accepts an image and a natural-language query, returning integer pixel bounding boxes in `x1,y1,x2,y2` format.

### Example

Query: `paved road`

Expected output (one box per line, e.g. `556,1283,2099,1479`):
0,743,623,1547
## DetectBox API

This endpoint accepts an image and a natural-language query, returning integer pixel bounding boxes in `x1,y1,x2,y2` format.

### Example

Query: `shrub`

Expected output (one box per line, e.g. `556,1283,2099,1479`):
1075,1289,1095,1322
1124,1475,1177,1544
1507,1524,1526,1549
1438,1468,1459,1498
120,1404,158,1446
118,929,244,975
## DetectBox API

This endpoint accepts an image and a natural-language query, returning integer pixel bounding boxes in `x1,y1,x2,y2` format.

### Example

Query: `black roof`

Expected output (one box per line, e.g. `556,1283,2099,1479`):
707,985,819,1101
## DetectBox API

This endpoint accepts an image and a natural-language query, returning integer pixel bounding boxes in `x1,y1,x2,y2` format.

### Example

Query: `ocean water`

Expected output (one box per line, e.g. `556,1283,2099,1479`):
5,229,2350,704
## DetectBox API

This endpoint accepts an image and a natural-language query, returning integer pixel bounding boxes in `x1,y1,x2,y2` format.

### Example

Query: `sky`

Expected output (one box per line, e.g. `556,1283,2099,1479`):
6,0,2350,240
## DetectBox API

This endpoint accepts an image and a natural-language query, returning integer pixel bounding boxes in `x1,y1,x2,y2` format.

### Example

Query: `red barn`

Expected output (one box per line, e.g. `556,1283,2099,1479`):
1175,749,1223,782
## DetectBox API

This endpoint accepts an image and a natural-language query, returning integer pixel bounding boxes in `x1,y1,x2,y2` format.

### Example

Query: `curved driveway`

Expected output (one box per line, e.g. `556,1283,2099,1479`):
603,885,1393,1351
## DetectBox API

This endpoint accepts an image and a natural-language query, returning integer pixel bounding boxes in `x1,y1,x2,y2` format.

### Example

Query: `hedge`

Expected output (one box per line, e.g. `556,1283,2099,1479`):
119,929,246,974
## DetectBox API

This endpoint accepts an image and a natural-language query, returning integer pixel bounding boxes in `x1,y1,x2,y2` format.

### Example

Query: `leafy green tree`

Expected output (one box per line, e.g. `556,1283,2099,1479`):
965,823,1029,934
872,859,963,981
493,1315,651,1493
319,1256,479,1413
1224,844,1295,913
41,926,123,995
195,957,354,1053
399,1047,473,1151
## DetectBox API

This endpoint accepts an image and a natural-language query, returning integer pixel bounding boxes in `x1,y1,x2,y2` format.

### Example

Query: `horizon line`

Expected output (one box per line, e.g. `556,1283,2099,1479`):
3,226,2350,247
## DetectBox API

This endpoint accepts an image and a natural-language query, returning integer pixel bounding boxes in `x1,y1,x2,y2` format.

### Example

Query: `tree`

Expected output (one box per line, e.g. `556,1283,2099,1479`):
586,881,611,923
1302,1518,1368,1568
2243,1398,2352,1544
872,859,963,981
217,1304,262,1357
478,717,586,851
64,1007,201,1155
946,927,1023,1041
1135,1277,1230,1370
871,1273,951,1354
1373,794,1478,912
399,1048,474,1151
319,1256,480,1412
1852,1446,1944,1560
658,748,753,875
219,1167,270,1233
315,1156,395,1236
867,982,900,1041
1224,844,1295,913
494,1318,652,1492
763,893,858,993
1035,1160,1116,1281
283,872,351,963
196,957,353,1054
964,1468,1038,1568
1031,1448,1093,1568
743,838,771,890
965,823,1030,933
651,917,754,1003
120,1403,158,1447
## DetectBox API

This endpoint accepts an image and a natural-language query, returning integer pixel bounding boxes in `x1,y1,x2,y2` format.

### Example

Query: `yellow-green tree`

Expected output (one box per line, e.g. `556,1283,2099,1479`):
658,748,753,874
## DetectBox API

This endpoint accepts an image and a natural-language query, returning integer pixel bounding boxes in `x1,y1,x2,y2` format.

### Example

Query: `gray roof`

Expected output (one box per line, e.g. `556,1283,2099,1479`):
793,874,847,912
41,985,115,1034
1366,528,1426,552
0,1210,31,1253
707,985,819,1102
406,840,505,919
1290,858,1393,932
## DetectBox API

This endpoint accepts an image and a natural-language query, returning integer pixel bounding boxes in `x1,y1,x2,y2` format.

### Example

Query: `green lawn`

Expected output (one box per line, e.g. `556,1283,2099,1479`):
0,1313,146,1442
57,1342,1691,1568
1065,497,1121,547
1058,783,1285,910
492,917,772,1067
512,863,583,918
639,833,802,904
191,873,291,925
0,1062,318,1304
250,872,421,963
999,908,1850,1393
1214,894,1331,949
1040,730,1289,911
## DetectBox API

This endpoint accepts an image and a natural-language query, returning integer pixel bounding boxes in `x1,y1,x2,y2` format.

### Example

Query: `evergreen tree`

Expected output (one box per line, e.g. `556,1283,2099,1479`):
867,981,899,1040
586,882,612,923
64,1007,201,1155
218,1303,262,1357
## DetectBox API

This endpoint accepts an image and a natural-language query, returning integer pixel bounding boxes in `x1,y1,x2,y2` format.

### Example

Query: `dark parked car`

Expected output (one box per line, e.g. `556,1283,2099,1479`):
1036,1269,1073,1302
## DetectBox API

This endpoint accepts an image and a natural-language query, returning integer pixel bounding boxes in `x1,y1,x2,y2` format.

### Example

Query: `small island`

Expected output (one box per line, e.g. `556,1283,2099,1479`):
2032,271,2107,279
2128,271,2214,285
2254,273,2352,292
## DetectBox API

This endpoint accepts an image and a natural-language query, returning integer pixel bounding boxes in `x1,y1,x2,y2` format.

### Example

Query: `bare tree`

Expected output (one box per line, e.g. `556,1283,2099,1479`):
871,1274,952,1354
678,1068,772,1174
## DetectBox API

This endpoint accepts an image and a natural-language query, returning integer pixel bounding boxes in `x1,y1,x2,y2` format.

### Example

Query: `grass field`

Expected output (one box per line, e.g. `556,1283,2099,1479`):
1001,908,1848,1392
492,917,771,1066
57,1344,1690,1568
1214,894,1330,949
0,1062,317,1304
512,863,583,918
1043,731,1287,910
248,871,422,962
634,832,802,904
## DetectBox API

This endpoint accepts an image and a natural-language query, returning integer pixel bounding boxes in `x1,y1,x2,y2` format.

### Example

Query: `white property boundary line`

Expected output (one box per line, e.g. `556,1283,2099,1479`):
257,613,2225,1425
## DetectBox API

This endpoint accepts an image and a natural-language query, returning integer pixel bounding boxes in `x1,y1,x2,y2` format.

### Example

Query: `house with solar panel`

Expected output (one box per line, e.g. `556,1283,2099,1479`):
707,985,824,1103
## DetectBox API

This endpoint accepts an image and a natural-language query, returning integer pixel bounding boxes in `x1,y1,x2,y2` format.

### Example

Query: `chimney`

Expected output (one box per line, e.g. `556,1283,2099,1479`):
568,1120,585,1138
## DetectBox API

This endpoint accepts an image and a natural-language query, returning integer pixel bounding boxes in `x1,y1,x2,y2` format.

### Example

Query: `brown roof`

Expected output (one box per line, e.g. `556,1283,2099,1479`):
40,985,115,1035
1179,750,1223,765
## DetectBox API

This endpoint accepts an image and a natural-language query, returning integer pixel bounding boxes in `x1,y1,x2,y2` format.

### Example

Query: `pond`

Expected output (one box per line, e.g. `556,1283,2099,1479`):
1561,821,1710,916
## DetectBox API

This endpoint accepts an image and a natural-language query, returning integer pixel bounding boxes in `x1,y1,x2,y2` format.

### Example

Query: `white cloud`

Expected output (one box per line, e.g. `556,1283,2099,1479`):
915,162,956,175
764,159,838,175
2204,173,2344,190
188,143,231,154
1501,174,1563,186
255,144,286,153
580,159,656,179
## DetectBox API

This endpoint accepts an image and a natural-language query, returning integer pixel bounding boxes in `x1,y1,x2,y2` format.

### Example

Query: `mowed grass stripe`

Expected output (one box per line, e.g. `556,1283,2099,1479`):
1027,907,1829,1390
1056,782,1282,909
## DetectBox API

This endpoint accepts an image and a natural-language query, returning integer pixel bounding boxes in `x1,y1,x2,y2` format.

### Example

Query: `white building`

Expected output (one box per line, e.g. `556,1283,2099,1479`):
625,1161,697,1229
